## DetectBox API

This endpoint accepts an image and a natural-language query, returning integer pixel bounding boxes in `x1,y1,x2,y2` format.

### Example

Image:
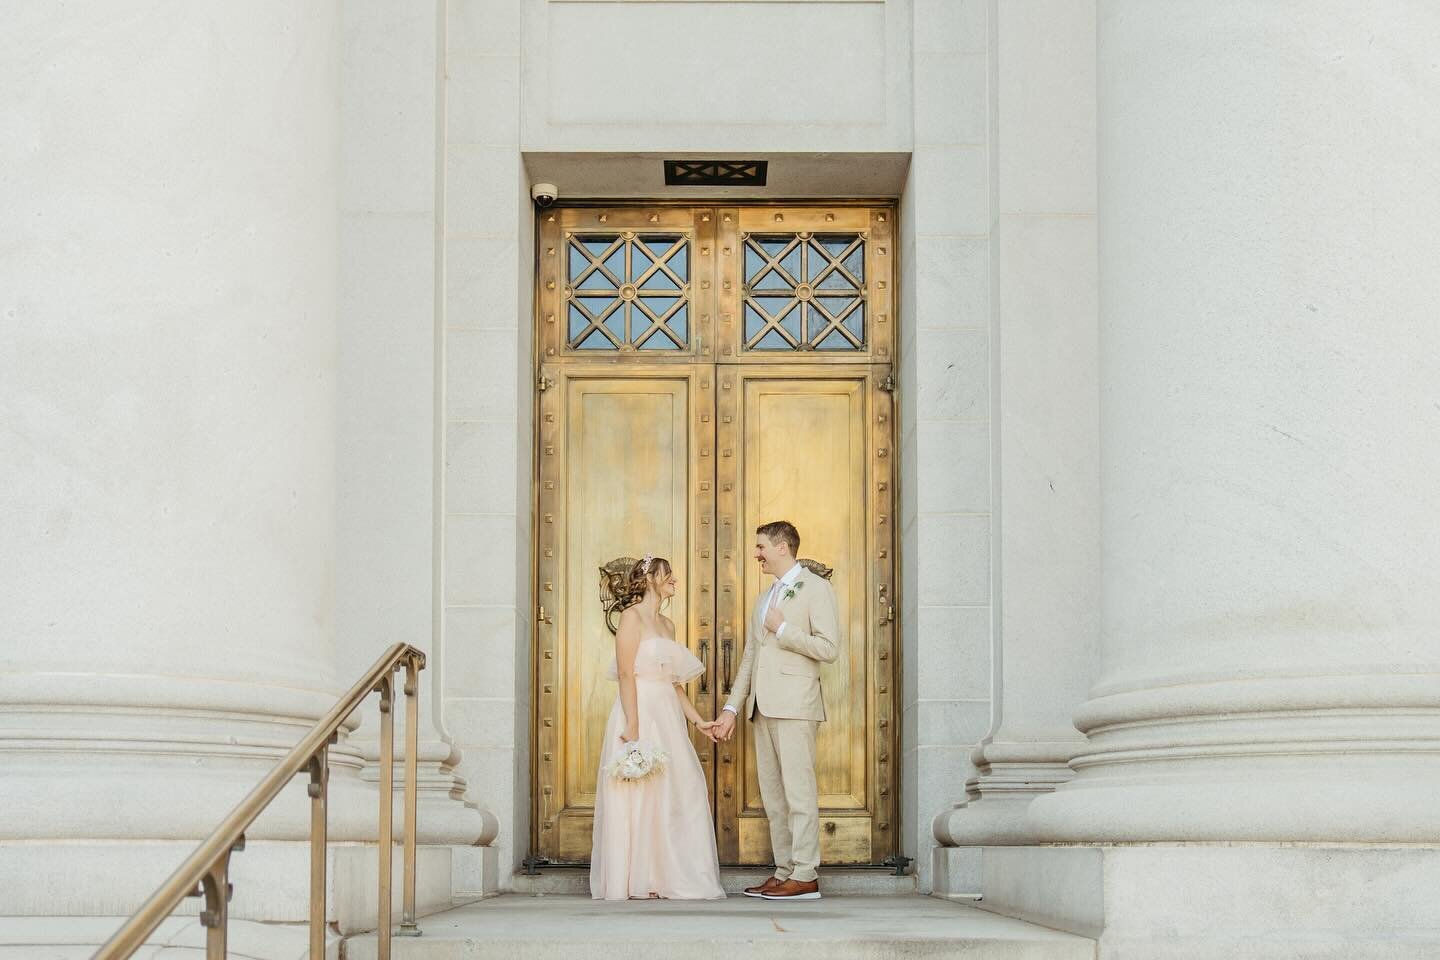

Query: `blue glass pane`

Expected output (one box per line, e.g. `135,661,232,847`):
578,296,617,319
640,235,680,266
815,258,859,290
744,302,767,341
631,246,654,281
754,295,795,321
569,243,589,283
819,237,853,258
779,245,802,282
647,270,681,292
753,267,791,291
814,296,858,323
811,239,861,289
811,300,864,350
603,246,626,281
605,306,626,342
577,268,614,291
568,303,589,342
669,304,688,343
843,244,865,281
577,329,614,350
581,239,612,258
758,238,789,257
638,322,681,350
745,245,767,283
843,301,866,342
756,328,791,350
779,302,802,342
640,296,680,320
670,243,688,281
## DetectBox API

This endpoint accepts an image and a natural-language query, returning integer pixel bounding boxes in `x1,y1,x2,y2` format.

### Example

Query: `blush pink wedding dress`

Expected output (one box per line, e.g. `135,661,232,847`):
589,634,726,900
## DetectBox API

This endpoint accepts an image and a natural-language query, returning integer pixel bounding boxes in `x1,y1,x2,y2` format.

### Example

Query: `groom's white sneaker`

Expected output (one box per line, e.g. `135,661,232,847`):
742,876,784,898
759,878,821,900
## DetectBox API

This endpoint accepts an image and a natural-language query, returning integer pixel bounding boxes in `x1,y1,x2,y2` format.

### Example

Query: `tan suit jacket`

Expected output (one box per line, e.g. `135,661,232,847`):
724,566,841,722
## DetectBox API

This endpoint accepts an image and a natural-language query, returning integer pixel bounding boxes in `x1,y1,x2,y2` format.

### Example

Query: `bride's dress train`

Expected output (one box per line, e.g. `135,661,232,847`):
590,634,726,900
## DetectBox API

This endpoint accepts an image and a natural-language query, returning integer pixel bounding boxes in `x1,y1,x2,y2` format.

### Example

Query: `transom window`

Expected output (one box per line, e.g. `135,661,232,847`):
742,233,866,351
566,233,690,351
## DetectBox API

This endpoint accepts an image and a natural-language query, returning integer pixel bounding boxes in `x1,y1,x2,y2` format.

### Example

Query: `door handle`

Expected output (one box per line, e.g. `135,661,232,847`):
698,639,710,694
722,639,733,695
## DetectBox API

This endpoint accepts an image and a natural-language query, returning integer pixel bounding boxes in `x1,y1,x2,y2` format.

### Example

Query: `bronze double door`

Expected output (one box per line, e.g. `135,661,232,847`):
531,203,898,865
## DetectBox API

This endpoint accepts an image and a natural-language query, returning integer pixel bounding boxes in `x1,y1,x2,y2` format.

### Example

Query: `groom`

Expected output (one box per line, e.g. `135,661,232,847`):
713,520,841,901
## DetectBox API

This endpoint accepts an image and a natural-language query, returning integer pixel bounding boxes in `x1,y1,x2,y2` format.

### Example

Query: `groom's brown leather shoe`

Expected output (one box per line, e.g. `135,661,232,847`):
760,878,821,900
742,876,784,898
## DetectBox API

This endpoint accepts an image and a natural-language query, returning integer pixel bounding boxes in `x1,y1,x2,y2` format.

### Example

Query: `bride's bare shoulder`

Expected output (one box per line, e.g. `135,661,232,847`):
658,612,676,635
615,605,643,636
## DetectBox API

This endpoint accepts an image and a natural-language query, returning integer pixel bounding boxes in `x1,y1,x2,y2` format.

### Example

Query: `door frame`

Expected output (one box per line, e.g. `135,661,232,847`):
527,200,901,866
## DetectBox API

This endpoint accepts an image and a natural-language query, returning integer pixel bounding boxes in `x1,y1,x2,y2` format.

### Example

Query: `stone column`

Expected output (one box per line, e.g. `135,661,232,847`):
338,0,497,851
934,0,1098,855
1028,0,1440,841
0,1,375,911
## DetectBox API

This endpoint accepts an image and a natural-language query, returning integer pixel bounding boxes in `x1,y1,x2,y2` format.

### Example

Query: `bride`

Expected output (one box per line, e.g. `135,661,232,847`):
590,554,726,900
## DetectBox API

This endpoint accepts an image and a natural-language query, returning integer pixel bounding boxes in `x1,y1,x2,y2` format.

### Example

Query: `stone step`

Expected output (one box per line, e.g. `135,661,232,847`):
344,894,1095,960
510,866,916,897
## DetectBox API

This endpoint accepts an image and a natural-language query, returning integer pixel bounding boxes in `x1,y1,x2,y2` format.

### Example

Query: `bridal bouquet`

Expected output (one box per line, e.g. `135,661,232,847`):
606,740,669,783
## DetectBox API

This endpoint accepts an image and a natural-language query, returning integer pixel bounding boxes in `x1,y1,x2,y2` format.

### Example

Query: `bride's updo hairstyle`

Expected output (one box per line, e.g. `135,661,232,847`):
621,554,671,608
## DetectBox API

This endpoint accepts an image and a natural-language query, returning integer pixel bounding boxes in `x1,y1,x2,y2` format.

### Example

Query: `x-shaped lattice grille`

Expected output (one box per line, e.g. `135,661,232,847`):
742,233,866,351
566,234,690,351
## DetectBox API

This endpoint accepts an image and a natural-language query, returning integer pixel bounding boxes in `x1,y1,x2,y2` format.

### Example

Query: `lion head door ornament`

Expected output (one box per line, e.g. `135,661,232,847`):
598,556,639,636
797,557,835,581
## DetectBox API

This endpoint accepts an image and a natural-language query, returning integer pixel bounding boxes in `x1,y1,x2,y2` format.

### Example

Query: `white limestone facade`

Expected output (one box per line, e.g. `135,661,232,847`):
3,1,1437,957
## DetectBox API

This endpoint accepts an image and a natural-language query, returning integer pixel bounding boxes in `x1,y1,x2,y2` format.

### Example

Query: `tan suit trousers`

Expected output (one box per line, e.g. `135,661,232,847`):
752,711,820,883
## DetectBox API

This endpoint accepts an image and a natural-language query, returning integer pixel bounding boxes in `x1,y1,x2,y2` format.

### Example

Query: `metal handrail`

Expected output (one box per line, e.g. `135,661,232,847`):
94,642,428,960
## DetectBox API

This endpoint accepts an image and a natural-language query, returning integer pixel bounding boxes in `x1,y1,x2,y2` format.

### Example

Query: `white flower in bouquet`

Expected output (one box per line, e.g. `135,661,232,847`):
606,740,669,783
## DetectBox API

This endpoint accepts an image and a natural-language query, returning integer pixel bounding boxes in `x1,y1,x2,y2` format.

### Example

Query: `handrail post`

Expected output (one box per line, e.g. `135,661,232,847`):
199,850,233,960
377,673,395,960
307,745,329,959
399,656,421,936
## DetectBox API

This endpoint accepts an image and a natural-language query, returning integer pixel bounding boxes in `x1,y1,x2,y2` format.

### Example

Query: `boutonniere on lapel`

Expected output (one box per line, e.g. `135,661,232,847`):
783,581,805,602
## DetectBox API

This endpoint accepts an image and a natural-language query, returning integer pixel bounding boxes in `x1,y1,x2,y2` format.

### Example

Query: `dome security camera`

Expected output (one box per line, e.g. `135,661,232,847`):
531,183,558,209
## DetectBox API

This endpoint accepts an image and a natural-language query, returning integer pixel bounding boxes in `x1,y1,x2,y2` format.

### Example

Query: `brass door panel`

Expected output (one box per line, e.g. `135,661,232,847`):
712,369,896,865
538,370,717,861
532,203,896,866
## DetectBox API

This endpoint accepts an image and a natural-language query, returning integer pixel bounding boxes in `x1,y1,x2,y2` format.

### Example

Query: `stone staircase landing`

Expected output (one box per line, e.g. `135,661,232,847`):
345,894,1094,960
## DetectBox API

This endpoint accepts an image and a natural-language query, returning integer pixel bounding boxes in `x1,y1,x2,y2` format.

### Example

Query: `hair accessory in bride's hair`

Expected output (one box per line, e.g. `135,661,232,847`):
639,553,654,575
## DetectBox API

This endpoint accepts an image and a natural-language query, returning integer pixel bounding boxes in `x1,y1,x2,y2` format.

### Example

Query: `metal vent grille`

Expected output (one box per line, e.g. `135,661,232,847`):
664,159,769,187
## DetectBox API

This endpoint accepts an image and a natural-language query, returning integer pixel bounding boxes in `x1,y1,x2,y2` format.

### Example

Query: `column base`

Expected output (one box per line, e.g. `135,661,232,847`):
970,842,1440,959
0,840,499,934
933,738,1078,846
1026,676,1440,841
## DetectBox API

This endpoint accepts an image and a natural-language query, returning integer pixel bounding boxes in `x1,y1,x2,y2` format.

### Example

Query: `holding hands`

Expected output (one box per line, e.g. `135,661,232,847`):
693,718,723,743
712,710,736,742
